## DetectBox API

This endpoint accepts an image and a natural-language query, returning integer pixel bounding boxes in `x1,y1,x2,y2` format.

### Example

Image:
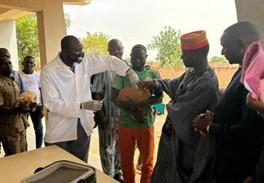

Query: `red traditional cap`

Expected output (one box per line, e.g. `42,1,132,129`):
180,30,209,51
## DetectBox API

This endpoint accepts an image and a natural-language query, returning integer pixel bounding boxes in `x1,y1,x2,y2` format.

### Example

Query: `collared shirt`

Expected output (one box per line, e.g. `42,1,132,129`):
0,76,26,134
41,54,129,143
114,69,160,128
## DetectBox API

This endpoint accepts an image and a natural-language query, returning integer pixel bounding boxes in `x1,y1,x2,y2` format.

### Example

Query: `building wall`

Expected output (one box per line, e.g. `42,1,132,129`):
235,0,264,42
0,20,19,70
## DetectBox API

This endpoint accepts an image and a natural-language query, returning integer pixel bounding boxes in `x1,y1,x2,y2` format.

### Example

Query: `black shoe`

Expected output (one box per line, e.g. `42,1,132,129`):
114,173,124,182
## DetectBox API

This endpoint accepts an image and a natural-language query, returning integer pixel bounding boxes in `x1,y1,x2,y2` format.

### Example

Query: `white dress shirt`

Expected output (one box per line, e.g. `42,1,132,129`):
41,54,129,143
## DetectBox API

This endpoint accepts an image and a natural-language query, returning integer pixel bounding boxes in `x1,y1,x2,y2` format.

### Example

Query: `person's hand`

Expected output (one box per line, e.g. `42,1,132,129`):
39,107,45,118
29,102,37,112
126,69,139,89
130,107,146,122
247,93,264,112
141,80,155,89
16,102,31,113
192,111,214,133
242,176,254,183
81,100,103,112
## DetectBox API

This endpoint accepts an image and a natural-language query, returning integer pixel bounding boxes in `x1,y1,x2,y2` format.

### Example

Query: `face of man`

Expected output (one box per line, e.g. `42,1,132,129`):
23,57,35,73
130,49,147,71
108,42,124,59
0,56,13,76
62,40,84,64
181,51,195,68
220,32,244,65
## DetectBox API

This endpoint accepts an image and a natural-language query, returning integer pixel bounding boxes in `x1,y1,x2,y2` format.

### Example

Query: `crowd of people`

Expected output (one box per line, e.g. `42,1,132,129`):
1,21,264,183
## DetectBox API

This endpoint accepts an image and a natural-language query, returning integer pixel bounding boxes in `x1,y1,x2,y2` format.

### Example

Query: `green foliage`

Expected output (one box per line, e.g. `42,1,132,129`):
16,13,71,68
64,13,71,30
210,56,226,63
16,14,39,67
148,26,182,68
81,32,110,55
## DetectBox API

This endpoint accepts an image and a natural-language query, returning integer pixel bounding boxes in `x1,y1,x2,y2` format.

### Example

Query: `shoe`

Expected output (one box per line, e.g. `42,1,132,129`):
114,173,124,182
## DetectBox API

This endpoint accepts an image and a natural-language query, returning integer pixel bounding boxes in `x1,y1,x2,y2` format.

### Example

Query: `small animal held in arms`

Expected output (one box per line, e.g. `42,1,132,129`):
16,91,37,111
117,88,151,104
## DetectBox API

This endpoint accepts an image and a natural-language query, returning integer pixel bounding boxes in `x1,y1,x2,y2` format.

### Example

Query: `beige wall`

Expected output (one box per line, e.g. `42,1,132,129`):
0,20,19,70
235,0,264,42
37,0,66,68
0,0,90,68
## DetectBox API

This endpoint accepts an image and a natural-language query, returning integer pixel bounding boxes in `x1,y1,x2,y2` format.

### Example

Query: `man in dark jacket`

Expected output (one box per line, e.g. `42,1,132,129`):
193,21,264,183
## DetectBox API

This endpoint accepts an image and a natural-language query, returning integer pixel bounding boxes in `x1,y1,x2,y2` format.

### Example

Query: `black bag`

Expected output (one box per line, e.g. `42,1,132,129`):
21,160,96,183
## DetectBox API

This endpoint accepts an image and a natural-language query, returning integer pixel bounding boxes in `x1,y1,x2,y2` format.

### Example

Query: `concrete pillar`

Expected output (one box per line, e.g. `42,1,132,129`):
37,0,66,68
235,0,264,42
0,20,19,70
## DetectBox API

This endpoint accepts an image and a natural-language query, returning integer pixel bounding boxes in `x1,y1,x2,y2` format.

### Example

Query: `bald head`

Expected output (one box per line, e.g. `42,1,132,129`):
224,21,260,46
61,35,82,51
60,35,84,65
221,21,261,65
108,39,124,59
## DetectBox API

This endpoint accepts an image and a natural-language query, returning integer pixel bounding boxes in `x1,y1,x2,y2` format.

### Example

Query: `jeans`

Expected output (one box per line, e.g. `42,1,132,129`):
30,105,43,148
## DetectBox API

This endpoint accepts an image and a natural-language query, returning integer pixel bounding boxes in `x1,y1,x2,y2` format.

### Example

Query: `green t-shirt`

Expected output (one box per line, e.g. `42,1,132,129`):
114,69,160,128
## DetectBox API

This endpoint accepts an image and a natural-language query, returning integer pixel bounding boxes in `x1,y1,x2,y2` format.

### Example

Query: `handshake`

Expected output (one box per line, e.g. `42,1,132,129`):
80,100,103,112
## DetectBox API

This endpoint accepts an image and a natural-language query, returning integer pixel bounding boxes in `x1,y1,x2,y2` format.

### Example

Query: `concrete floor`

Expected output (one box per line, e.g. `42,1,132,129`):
0,97,168,183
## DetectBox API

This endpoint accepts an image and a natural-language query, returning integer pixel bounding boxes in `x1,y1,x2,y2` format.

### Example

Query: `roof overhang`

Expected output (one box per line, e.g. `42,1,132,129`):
0,0,90,21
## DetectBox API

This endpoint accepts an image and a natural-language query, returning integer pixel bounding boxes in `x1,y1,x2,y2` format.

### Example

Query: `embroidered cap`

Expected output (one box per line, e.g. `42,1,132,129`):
180,30,209,51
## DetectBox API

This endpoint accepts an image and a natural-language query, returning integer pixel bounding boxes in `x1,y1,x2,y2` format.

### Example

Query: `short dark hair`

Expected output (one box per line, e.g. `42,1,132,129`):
23,55,34,62
131,44,147,53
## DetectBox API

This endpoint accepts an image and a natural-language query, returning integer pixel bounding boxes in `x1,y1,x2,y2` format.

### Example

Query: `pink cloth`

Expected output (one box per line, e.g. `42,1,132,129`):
241,42,264,102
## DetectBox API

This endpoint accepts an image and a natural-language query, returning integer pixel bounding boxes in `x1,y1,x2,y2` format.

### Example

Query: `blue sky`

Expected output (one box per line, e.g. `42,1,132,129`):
64,0,237,60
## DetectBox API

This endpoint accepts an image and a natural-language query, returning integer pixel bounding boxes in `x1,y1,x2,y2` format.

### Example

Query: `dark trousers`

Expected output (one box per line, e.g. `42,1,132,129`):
46,120,91,162
256,138,264,183
215,146,260,183
30,106,43,148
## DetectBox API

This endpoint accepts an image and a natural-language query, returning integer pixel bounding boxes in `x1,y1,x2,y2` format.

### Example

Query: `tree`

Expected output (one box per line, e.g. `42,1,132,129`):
16,13,71,68
148,26,182,68
210,56,226,63
16,14,39,66
81,32,110,55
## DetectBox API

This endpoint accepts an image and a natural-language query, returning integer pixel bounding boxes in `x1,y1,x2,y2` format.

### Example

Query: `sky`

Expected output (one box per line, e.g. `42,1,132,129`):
64,0,237,60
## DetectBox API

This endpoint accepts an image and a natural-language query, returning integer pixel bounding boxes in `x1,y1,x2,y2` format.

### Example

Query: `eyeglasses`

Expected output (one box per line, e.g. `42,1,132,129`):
68,51,84,59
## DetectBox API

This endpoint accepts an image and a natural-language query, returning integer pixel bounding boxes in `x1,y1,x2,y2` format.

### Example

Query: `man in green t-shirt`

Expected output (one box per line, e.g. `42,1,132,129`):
113,44,162,183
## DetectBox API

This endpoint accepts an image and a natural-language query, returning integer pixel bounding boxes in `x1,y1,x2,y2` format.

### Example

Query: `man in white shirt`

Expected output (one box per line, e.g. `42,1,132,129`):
41,35,139,162
19,56,44,149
